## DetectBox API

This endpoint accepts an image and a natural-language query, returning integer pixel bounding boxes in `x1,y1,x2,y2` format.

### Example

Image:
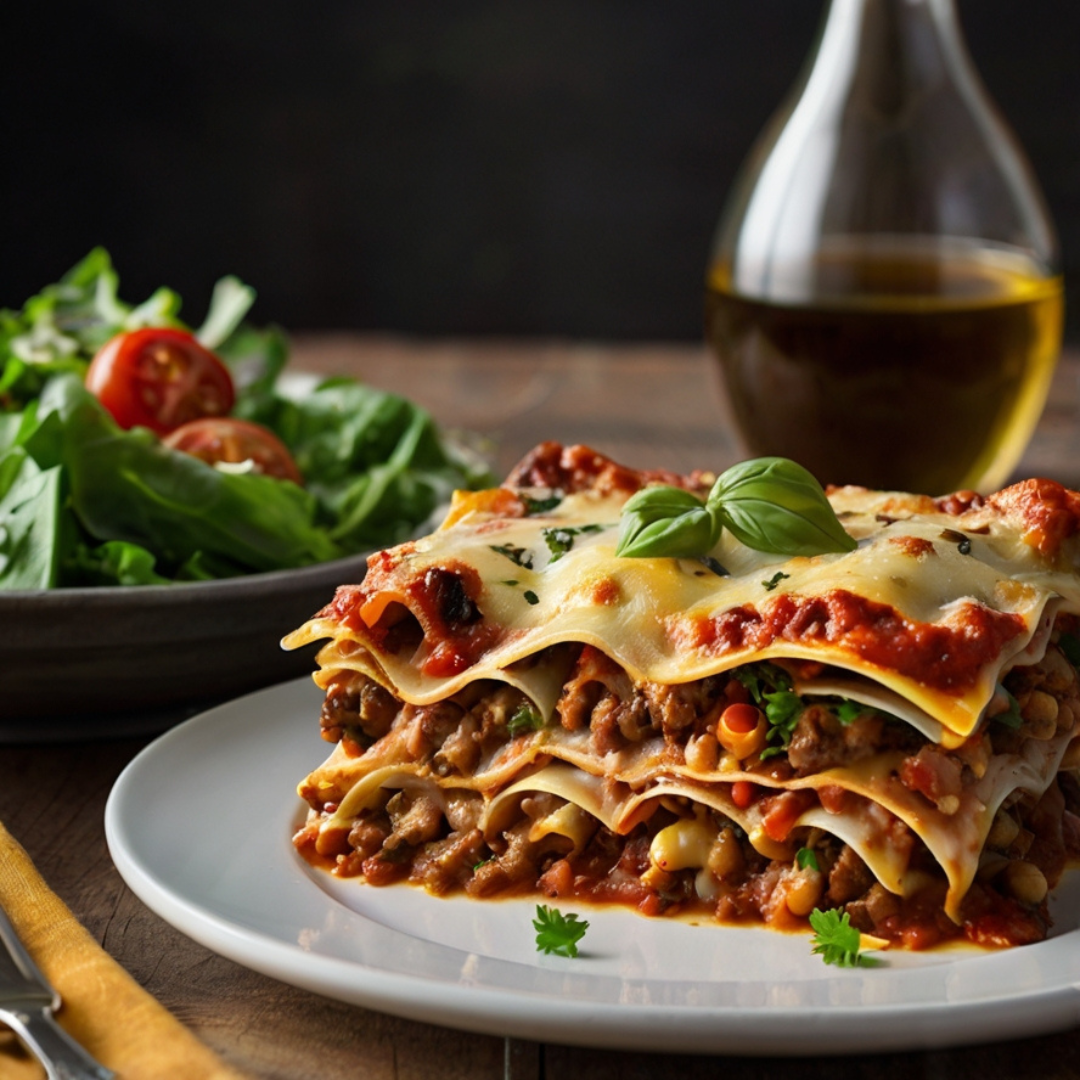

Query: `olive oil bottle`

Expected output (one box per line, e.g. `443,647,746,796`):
706,0,1062,494
706,241,1063,493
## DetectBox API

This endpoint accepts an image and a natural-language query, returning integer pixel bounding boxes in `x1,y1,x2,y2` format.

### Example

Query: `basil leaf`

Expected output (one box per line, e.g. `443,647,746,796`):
36,376,341,576
615,485,722,559
708,457,856,557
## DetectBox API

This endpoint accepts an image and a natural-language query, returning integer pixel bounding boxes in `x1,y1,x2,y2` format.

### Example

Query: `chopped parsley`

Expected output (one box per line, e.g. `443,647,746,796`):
490,543,534,569
762,570,790,591
522,493,563,515
733,661,793,703
796,848,820,872
732,663,805,760
809,908,879,968
738,663,872,759
523,589,540,606
533,904,589,958
832,699,903,727
994,688,1024,730
760,690,804,758
507,702,545,737
834,700,864,724
542,523,604,562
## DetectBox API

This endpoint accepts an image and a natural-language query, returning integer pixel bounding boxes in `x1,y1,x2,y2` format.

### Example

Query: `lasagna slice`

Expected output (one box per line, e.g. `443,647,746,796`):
285,442,1080,950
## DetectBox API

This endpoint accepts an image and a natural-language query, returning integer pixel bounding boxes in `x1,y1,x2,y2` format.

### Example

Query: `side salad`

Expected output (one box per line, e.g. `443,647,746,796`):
0,249,494,589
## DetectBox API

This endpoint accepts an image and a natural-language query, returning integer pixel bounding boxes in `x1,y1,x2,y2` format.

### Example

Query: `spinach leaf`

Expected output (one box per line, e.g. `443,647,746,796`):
0,449,67,588
35,377,341,577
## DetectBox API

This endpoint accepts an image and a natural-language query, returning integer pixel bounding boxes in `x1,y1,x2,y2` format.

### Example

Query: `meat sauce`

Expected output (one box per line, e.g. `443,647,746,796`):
295,639,1080,951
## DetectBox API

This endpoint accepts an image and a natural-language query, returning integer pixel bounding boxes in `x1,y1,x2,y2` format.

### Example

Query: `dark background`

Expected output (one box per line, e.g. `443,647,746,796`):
3,1,1079,342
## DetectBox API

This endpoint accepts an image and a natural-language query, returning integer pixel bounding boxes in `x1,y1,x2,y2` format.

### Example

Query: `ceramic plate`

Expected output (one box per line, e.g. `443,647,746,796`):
104,678,1080,1055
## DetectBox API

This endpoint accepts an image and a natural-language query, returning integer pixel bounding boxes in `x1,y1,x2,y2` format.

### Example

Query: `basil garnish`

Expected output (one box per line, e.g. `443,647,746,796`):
616,457,855,560
616,486,721,560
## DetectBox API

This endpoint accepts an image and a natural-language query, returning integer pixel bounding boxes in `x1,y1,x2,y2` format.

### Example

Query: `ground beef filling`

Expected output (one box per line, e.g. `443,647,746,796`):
296,641,1080,949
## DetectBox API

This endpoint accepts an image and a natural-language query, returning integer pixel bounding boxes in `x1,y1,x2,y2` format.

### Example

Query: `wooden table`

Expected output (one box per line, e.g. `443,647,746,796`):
3,336,1080,1080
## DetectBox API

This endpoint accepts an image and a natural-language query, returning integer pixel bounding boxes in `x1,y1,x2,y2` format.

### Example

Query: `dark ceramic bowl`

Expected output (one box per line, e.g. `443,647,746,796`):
0,553,369,729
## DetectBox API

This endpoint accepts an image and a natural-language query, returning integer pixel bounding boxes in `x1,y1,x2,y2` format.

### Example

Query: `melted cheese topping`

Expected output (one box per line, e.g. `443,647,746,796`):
287,482,1080,741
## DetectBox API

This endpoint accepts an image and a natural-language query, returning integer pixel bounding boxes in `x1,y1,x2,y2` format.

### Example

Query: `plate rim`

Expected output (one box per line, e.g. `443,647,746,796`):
103,678,1080,1056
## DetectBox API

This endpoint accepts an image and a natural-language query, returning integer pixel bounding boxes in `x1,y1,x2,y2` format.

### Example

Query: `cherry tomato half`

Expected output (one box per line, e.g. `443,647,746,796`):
163,417,304,484
86,328,235,434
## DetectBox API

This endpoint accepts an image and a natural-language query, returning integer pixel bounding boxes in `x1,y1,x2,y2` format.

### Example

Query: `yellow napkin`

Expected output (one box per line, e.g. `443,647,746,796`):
0,821,251,1080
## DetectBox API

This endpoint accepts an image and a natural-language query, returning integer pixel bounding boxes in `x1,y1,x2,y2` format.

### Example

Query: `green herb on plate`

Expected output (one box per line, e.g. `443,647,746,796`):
533,904,589,958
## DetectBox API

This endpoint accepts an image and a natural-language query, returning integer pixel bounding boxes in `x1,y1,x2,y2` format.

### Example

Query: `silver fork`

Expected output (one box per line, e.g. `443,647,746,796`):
0,901,115,1080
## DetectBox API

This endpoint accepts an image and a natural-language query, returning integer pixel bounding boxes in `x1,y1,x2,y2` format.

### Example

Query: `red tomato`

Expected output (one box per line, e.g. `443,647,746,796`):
86,328,235,434
719,703,762,734
730,780,758,809
163,417,304,484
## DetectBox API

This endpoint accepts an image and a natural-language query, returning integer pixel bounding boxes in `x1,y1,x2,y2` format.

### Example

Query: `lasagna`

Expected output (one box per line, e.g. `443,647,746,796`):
285,442,1080,950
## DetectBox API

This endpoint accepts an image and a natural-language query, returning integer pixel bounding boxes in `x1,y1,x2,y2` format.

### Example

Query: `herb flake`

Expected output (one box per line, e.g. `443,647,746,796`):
760,689,804,758
542,524,604,562
994,688,1024,730
809,908,881,968
533,904,589,958
490,543,534,569
507,703,545,737
522,493,563,515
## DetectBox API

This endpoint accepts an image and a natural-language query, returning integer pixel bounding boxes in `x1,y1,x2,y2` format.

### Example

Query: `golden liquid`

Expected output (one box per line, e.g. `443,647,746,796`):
705,244,1064,494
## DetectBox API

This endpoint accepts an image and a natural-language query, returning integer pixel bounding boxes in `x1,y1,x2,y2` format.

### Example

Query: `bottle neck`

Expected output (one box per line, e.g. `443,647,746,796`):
714,0,1059,293
816,0,968,111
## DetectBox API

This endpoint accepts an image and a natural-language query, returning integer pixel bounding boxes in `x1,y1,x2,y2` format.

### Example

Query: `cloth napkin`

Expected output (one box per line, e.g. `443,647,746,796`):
0,821,251,1080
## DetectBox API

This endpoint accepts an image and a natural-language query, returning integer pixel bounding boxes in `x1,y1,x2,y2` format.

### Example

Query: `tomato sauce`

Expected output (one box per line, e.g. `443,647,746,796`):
678,588,1025,693
988,477,1080,556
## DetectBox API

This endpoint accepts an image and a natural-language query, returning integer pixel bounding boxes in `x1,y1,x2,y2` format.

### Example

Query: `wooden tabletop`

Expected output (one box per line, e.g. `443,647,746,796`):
3,335,1080,1079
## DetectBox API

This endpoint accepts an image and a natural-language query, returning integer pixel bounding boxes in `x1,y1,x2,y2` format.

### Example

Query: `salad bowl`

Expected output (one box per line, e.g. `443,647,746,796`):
0,552,369,725
0,251,491,733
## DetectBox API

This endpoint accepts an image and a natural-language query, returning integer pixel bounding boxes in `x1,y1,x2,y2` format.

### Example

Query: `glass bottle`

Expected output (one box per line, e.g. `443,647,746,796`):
705,0,1063,495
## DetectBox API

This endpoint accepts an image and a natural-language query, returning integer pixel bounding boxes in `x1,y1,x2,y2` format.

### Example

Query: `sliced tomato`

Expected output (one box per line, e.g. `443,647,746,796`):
86,328,235,434
163,417,304,484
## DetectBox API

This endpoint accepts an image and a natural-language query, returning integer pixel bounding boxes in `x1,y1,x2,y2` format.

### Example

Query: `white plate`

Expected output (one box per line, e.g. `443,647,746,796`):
104,678,1080,1055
